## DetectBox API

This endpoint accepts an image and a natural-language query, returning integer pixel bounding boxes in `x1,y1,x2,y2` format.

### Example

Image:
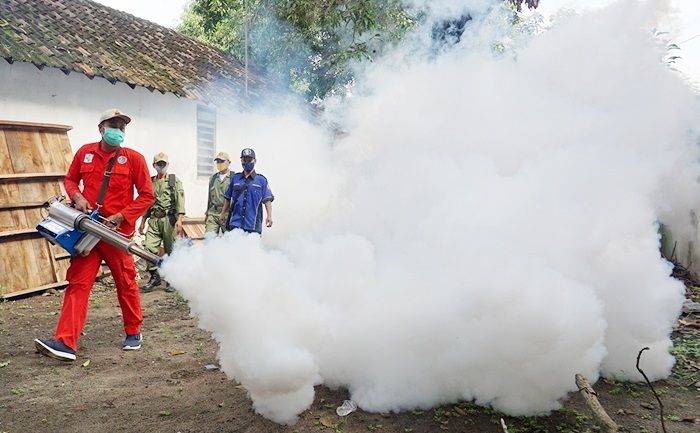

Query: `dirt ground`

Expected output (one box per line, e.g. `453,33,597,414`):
0,275,698,433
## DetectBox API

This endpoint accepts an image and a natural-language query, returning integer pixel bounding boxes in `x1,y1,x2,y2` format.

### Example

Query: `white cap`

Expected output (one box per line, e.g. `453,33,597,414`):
99,108,131,125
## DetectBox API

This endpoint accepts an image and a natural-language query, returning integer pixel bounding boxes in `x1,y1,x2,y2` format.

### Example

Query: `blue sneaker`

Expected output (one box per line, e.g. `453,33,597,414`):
34,338,76,361
123,333,143,350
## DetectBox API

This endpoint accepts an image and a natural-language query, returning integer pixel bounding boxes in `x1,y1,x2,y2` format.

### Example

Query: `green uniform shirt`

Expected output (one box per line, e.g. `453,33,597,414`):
204,171,232,234
207,171,232,213
145,174,185,217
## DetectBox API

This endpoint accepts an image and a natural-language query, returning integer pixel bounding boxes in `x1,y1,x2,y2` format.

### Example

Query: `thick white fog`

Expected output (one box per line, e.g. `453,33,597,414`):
162,0,700,424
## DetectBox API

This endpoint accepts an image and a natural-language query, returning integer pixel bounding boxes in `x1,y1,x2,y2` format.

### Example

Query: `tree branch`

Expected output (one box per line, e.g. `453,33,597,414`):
575,374,620,432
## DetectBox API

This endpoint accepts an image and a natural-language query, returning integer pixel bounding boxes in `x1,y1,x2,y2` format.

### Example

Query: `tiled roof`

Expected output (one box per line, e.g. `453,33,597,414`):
0,0,264,107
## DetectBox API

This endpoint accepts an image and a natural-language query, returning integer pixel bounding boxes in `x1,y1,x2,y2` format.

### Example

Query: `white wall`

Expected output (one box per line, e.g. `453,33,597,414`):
0,60,231,216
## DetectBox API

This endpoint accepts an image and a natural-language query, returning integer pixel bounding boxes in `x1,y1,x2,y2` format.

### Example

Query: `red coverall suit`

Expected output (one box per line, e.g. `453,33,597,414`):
55,142,154,351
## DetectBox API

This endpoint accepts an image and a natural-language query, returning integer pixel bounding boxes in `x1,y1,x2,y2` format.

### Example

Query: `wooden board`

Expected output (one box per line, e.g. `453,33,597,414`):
183,217,206,240
0,121,75,298
0,120,72,133
0,173,66,181
1,281,69,300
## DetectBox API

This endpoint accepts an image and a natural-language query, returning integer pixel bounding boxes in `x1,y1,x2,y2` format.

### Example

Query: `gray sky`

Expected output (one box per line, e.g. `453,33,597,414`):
94,0,699,82
94,0,190,28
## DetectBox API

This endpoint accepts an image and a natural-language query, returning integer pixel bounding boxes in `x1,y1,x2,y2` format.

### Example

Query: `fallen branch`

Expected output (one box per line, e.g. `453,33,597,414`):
636,347,667,433
575,373,620,432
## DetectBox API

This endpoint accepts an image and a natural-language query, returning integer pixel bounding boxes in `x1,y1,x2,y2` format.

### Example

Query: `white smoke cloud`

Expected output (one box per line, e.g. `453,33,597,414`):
162,0,699,424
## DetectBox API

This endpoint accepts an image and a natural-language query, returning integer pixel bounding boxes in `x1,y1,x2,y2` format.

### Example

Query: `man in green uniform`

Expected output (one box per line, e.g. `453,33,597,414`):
139,152,185,292
205,151,233,235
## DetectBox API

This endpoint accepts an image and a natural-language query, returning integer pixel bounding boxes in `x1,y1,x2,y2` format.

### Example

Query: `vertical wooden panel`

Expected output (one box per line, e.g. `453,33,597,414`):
55,257,71,281
42,131,73,173
0,241,9,295
26,130,49,172
0,132,14,174
28,237,56,286
56,133,74,170
38,132,56,171
0,183,25,231
4,130,35,173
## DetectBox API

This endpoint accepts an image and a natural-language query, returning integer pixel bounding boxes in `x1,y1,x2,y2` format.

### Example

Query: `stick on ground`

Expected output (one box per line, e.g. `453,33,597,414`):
636,347,667,433
575,373,620,433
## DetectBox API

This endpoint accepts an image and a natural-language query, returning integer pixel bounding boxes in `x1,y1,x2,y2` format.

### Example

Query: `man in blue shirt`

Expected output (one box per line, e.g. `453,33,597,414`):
219,148,274,234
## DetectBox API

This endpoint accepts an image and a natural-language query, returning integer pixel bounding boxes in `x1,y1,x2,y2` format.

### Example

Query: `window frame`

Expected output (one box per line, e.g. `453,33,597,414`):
196,104,217,177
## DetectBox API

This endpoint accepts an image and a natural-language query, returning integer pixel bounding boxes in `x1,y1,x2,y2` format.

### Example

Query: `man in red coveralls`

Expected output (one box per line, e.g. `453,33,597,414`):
34,109,154,361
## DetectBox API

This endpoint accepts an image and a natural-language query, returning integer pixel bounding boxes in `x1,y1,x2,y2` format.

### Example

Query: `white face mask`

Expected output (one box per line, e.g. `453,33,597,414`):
155,164,168,174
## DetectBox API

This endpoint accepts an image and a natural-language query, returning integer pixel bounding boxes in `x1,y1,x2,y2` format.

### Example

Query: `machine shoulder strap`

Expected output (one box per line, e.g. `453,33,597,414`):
95,146,122,212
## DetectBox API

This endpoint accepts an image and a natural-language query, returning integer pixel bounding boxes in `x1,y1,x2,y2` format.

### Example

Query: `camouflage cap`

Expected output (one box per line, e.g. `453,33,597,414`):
214,151,230,161
153,152,168,164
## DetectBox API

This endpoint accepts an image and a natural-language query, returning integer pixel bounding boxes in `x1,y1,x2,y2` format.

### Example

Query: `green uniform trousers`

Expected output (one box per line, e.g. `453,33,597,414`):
205,208,225,234
145,216,176,271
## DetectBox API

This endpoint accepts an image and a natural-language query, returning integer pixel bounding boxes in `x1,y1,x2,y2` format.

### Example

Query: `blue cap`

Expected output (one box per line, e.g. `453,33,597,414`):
241,148,256,158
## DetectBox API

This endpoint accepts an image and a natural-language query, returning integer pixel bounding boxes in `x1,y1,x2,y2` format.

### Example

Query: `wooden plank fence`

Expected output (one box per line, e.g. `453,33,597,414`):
0,120,73,299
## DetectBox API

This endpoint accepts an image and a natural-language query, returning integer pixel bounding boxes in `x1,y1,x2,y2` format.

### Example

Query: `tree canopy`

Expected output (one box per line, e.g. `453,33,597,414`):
179,0,539,101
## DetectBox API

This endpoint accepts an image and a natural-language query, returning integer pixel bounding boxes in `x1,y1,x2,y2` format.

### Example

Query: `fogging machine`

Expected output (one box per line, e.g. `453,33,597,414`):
36,197,162,266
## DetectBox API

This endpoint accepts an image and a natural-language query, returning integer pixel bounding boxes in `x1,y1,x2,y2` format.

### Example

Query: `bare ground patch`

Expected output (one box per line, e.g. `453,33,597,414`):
1,278,698,433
